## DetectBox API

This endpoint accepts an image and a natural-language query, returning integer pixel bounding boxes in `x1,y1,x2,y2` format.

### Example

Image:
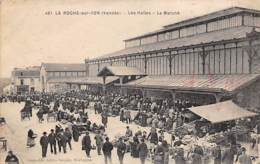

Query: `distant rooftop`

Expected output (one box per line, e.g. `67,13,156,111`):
42,63,86,72
13,66,40,77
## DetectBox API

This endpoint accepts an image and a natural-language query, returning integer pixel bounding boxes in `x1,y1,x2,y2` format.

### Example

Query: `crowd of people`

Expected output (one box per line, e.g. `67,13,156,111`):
1,90,260,164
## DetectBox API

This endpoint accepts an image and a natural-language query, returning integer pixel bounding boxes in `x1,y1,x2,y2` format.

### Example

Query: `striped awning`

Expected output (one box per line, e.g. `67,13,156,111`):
122,74,260,93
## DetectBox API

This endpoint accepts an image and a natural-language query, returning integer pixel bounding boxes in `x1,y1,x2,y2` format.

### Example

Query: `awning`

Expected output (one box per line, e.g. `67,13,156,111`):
97,66,146,77
122,74,260,93
189,100,257,123
48,76,118,85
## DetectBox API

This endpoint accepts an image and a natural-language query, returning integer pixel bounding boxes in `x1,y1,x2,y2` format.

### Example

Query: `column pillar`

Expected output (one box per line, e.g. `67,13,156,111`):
144,54,147,74
141,89,146,98
102,76,106,95
119,76,123,95
169,52,172,75
214,93,223,103
171,90,176,108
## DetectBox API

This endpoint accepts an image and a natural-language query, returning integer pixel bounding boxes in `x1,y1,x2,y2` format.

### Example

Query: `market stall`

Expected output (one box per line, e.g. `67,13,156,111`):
188,100,258,124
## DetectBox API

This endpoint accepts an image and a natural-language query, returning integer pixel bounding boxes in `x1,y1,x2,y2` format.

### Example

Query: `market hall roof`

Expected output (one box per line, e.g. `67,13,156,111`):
121,74,260,93
41,63,86,72
97,66,146,77
48,76,118,85
126,7,260,41
92,26,255,61
189,100,257,123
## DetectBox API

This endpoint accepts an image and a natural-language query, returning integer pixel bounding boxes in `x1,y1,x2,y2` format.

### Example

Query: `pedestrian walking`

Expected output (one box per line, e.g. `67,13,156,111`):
40,132,49,158
94,131,103,155
147,128,158,145
48,129,57,154
72,124,80,142
102,137,114,164
154,142,164,164
94,102,98,114
162,140,169,164
117,137,127,164
212,145,221,164
238,147,252,164
82,132,92,158
125,109,131,124
222,144,236,164
64,127,72,150
101,112,108,128
120,109,125,122
174,147,186,164
56,129,67,153
137,138,148,164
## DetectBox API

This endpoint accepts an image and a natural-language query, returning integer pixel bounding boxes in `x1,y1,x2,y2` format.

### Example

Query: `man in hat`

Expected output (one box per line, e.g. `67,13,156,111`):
94,130,104,155
101,111,108,128
212,145,221,164
137,138,148,164
238,147,252,164
222,144,236,164
82,132,92,158
48,129,57,154
40,132,49,158
102,137,114,164
5,151,19,164
56,129,67,154
117,137,127,164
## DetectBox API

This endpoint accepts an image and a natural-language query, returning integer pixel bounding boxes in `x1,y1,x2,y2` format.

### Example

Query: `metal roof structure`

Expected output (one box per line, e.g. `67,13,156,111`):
48,76,118,85
121,74,260,93
189,100,257,123
92,26,254,61
126,7,260,41
97,66,146,77
42,63,86,72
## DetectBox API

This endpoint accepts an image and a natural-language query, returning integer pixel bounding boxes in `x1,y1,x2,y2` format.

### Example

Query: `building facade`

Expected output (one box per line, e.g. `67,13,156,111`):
85,7,260,109
11,66,41,94
86,7,260,77
40,63,87,92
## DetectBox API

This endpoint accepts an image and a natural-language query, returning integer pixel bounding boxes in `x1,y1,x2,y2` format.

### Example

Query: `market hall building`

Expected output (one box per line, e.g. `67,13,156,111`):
85,7,260,110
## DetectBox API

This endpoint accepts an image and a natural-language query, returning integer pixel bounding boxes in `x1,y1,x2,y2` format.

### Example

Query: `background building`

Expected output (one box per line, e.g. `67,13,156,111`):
11,66,41,94
85,7,260,109
40,63,87,92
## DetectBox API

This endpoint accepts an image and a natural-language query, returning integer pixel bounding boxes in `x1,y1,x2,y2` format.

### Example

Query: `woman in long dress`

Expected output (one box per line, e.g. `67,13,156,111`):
27,129,36,147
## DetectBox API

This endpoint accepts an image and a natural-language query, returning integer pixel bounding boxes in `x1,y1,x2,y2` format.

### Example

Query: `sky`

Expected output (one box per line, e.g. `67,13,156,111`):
1,0,260,78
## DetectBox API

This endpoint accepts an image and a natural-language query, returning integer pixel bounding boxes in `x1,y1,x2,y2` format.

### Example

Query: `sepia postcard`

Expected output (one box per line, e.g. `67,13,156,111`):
0,0,260,164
